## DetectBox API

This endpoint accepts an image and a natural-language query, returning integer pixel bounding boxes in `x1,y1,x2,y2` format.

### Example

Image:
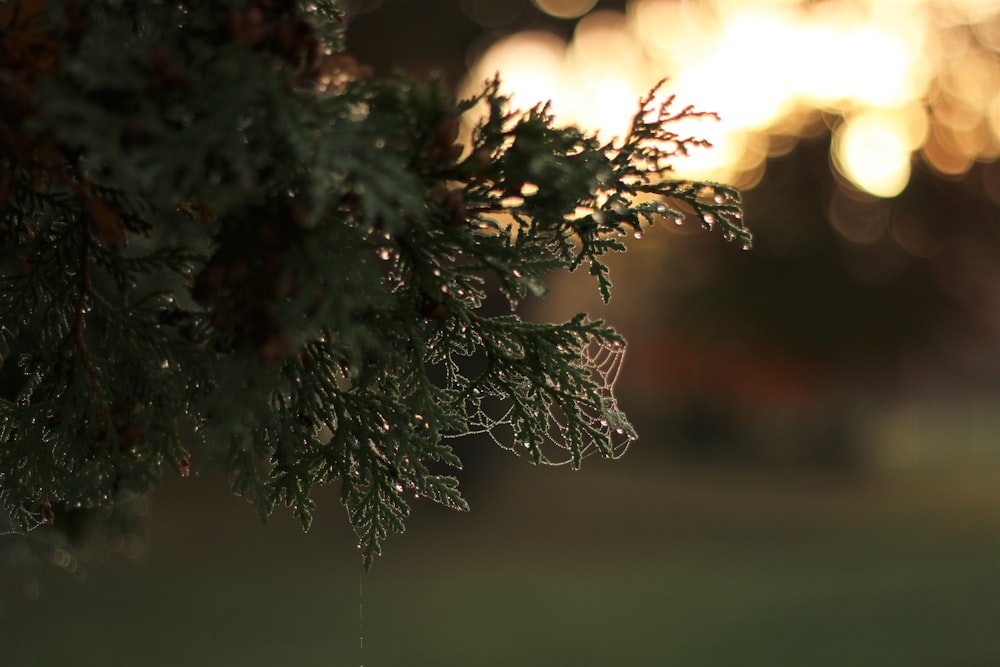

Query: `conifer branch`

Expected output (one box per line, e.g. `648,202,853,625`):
71,222,94,384
0,0,750,568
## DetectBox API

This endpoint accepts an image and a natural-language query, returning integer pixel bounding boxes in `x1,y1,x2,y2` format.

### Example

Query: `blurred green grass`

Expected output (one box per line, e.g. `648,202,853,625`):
2,449,998,667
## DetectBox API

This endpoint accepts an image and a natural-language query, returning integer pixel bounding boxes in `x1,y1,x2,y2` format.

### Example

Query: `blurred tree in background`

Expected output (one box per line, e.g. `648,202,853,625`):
0,0,748,571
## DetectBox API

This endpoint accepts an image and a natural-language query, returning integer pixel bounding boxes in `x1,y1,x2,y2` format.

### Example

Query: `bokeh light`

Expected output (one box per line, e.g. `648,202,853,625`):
833,111,913,198
464,0,1000,207
466,31,569,114
532,0,599,19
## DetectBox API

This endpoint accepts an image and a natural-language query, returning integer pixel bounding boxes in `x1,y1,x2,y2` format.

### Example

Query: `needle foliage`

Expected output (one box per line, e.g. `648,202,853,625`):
0,0,749,568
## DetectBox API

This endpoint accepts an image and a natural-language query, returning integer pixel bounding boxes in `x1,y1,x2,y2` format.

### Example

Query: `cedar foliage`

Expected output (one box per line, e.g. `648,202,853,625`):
0,0,750,567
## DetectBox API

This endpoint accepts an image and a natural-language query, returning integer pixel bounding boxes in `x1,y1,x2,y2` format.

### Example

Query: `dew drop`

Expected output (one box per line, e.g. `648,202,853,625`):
512,269,522,278
378,249,391,261
673,216,684,226
633,231,643,239
702,213,716,229
741,243,751,251
615,427,625,435
393,483,403,493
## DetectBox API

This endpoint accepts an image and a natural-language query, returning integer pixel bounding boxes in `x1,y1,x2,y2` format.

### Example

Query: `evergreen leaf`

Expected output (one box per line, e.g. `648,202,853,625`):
0,0,748,567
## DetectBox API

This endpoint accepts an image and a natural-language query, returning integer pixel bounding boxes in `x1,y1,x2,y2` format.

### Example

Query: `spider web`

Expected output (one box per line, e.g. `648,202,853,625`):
454,337,635,466
0,508,44,537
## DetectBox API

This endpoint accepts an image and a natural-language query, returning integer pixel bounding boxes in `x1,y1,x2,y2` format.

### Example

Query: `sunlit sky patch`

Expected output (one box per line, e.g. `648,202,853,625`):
463,0,1000,199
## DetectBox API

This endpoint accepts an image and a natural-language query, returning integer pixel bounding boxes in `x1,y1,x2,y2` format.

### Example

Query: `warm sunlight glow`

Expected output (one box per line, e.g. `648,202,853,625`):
565,11,647,141
834,112,913,198
464,0,1000,199
467,32,568,114
673,12,795,131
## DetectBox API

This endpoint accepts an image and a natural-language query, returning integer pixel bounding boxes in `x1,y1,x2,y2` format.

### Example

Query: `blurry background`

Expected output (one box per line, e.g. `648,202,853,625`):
2,1,1000,665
